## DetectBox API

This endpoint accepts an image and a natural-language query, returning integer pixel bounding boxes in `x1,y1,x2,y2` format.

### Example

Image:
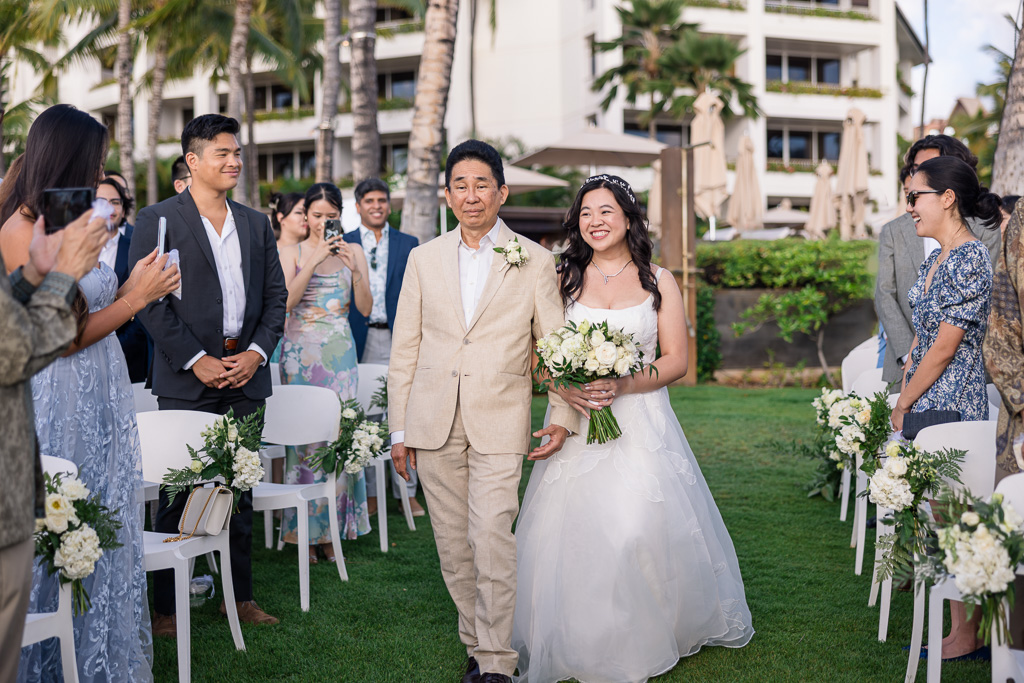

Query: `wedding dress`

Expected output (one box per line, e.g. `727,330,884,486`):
513,272,753,683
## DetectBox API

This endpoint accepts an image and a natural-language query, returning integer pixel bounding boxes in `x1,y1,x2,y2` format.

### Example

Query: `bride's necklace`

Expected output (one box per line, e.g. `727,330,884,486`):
591,259,632,284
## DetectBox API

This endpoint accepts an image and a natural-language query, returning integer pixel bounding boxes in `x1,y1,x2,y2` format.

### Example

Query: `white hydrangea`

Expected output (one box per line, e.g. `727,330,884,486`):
868,466,914,511
231,446,264,491
54,524,103,581
59,477,90,502
941,524,1017,598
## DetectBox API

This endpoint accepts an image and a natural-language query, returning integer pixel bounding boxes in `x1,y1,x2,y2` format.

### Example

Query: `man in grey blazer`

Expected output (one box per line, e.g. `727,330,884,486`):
875,135,1001,385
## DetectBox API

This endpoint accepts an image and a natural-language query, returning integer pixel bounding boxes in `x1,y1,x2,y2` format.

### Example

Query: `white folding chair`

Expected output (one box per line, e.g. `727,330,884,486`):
137,411,245,683
847,368,889,575
897,420,998,683
22,456,80,683
991,473,1024,683
254,385,346,611
838,350,883,524
269,362,283,386
357,363,416,551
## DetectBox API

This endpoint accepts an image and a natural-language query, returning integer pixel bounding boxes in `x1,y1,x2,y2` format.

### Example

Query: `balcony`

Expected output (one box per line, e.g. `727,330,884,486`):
681,0,745,9
765,1,874,21
766,80,882,98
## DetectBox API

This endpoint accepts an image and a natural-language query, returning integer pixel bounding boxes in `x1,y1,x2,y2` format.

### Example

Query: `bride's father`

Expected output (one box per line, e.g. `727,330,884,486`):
388,140,577,683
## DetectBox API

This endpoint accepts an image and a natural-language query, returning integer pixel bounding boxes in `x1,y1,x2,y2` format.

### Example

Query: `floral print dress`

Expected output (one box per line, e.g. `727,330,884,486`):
906,239,992,421
280,254,369,542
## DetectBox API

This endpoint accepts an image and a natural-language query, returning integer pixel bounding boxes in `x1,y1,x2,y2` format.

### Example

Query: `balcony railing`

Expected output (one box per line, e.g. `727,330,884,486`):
683,0,745,9
766,158,883,175
765,1,874,21
766,80,883,98
252,97,414,123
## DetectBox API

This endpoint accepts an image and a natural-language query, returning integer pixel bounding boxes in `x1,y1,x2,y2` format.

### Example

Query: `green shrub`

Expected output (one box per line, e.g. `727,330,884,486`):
696,284,721,382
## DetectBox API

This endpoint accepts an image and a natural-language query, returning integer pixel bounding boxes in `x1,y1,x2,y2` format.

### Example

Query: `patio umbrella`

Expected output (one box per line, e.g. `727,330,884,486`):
762,198,809,226
647,159,662,239
726,134,762,232
691,91,728,222
834,108,869,240
804,160,836,240
511,126,666,171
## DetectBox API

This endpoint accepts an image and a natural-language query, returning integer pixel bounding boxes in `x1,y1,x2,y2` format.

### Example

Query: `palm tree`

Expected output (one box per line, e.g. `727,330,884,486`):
661,31,760,121
468,0,496,137
116,0,136,201
349,0,381,183
227,0,253,204
992,17,1024,196
919,0,929,137
404,0,460,244
0,0,52,174
316,0,342,182
951,41,1013,188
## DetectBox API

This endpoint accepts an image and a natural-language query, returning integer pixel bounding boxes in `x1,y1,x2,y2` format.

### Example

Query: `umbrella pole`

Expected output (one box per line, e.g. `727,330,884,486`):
709,215,716,241
440,203,447,235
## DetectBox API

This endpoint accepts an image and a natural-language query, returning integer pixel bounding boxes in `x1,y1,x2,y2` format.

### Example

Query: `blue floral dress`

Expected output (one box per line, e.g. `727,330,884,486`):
906,240,992,420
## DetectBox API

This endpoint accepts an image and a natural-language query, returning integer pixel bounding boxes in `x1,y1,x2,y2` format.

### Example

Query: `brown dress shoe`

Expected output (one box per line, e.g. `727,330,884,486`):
152,613,177,638
219,600,280,625
461,656,480,683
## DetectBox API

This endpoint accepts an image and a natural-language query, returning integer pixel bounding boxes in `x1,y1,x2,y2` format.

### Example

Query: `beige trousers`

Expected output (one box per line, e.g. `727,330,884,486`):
416,400,523,676
0,538,34,682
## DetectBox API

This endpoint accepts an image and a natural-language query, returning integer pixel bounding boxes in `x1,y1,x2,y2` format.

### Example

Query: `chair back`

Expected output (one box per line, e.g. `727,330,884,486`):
914,420,998,497
132,382,160,413
851,368,886,398
263,385,340,446
851,336,879,355
356,363,388,417
269,362,282,386
137,410,221,483
995,472,1024,517
841,348,877,394
40,455,78,479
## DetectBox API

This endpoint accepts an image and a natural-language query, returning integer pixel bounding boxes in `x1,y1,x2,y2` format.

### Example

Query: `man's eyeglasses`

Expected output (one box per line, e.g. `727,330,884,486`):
370,246,378,270
907,190,941,208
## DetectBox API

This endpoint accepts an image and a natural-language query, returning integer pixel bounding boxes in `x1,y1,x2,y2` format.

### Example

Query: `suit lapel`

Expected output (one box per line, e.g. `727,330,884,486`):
231,200,252,293
467,221,513,333
177,190,218,274
114,231,132,286
441,229,467,333
385,227,400,291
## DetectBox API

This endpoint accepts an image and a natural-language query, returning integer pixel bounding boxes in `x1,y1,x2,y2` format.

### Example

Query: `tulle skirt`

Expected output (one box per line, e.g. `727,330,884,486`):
512,388,753,683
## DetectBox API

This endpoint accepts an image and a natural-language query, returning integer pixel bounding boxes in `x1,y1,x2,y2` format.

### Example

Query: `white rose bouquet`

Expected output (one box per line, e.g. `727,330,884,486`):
34,473,122,615
309,399,390,475
162,406,266,506
534,319,650,444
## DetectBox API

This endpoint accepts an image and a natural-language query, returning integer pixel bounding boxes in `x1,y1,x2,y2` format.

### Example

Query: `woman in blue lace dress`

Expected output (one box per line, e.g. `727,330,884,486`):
0,105,180,683
891,155,1002,661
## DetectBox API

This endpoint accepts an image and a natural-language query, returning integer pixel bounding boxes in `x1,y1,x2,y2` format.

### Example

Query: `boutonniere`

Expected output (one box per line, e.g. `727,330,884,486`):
494,237,529,269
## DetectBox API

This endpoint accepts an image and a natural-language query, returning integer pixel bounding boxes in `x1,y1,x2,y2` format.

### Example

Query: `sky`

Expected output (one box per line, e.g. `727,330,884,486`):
899,0,1021,124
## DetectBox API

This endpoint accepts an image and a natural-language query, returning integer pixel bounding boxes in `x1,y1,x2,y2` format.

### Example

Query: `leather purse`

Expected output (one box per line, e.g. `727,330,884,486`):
162,485,233,543
902,409,961,440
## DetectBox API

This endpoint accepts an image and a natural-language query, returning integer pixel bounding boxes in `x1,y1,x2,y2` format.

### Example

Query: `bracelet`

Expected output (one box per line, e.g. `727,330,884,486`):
123,297,136,321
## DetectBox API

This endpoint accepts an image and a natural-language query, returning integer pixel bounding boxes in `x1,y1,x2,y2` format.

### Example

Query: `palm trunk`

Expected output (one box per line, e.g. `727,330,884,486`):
146,33,169,207
350,0,380,183
918,0,929,137
244,54,259,206
404,0,460,245
227,0,253,205
992,18,1024,195
468,0,477,137
316,0,342,182
117,0,136,203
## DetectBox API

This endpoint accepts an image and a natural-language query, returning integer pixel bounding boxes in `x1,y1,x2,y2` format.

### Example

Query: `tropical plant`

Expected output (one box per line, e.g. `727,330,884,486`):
661,30,760,121
951,45,1011,188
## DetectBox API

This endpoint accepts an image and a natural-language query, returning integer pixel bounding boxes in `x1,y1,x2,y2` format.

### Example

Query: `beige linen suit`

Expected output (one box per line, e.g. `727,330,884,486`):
388,221,577,675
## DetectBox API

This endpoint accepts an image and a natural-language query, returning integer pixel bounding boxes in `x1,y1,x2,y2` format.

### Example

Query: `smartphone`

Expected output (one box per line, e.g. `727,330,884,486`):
323,219,343,253
42,188,95,234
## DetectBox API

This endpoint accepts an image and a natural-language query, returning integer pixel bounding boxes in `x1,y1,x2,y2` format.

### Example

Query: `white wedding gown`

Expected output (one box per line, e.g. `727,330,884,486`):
513,282,754,683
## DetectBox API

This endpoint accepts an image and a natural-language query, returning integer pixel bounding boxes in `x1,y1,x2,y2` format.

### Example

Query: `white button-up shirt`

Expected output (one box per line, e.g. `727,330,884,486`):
359,225,389,324
98,226,126,272
457,221,500,328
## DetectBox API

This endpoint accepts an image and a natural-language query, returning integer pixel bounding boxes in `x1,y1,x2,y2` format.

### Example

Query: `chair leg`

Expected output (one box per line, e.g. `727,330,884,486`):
174,562,192,683
398,476,416,532
854,462,867,575
878,575,893,642
376,460,388,553
839,466,851,522
297,503,310,612
869,510,887,607
217,539,245,651
264,510,274,550
927,587,944,683
906,581,926,683
57,583,79,683
327,481,349,583
206,552,219,574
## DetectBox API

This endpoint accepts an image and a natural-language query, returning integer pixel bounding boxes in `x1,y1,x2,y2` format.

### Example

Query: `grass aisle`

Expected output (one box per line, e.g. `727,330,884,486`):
152,386,989,682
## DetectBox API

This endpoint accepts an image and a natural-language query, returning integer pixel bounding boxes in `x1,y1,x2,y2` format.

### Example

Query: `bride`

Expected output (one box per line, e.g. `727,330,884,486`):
512,175,753,683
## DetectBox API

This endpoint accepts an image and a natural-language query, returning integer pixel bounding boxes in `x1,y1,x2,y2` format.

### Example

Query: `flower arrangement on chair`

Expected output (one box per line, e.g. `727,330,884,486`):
308,398,389,475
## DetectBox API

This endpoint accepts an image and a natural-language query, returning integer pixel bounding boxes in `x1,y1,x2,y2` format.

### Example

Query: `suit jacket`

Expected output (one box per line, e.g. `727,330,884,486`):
388,221,578,455
128,189,287,402
0,262,77,549
875,213,1001,383
343,226,419,358
112,223,152,383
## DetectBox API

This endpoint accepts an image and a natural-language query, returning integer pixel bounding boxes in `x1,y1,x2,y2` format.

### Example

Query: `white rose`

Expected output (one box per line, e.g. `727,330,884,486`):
961,511,981,527
594,342,618,367
44,493,77,534
59,478,89,502
342,408,357,420
884,441,901,459
589,331,606,347
1003,502,1023,531
584,358,600,373
190,459,204,474
887,457,908,477
613,357,631,376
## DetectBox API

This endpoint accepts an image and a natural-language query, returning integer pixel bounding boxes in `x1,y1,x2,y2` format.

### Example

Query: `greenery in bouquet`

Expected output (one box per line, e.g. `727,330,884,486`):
309,399,389,475
162,407,266,507
34,473,122,615
870,439,964,582
832,390,891,470
370,375,388,414
912,486,1024,645
534,319,653,444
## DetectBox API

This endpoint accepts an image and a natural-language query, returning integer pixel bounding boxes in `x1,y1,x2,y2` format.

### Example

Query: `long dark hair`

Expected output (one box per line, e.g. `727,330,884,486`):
914,156,1001,230
303,182,343,214
559,175,661,311
0,104,109,226
269,191,305,239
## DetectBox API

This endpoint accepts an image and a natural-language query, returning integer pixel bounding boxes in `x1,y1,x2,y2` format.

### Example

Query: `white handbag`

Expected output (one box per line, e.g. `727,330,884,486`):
163,485,233,542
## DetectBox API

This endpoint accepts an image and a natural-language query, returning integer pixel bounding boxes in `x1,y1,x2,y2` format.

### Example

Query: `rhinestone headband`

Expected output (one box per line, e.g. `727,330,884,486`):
584,174,637,205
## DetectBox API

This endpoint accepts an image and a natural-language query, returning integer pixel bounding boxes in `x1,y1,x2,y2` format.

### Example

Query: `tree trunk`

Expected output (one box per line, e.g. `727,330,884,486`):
468,0,477,137
918,0,929,137
993,18,1024,195
244,54,259,206
816,328,835,388
117,0,136,203
146,32,169,207
350,0,380,183
316,0,342,182
227,0,252,205
404,0,460,245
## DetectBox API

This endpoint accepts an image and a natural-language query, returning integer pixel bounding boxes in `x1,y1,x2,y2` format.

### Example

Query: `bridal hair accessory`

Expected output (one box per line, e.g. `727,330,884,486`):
584,174,637,205
494,236,529,269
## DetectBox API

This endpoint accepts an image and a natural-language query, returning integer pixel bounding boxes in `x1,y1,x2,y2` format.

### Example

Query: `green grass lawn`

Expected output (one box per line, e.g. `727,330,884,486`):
151,386,988,682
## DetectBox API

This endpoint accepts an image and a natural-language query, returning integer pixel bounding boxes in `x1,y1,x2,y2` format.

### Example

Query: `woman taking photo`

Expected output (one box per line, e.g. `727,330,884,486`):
278,182,372,563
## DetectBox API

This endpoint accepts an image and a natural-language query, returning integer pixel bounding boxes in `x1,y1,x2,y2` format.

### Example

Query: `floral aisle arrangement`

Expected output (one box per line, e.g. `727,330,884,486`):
162,407,266,506
35,473,123,615
831,390,891,470
309,399,389,475
534,319,651,444
868,439,964,581
914,487,1024,645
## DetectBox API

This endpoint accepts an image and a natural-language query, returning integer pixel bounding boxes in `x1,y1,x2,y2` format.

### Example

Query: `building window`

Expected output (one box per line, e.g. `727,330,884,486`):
299,150,316,178
818,132,841,160
381,142,409,174
624,121,684,146
271,84,294,110
376,8,413,23
817,58,840,85
183,108,194,126
788,56,811,83
767,129,785,159
218,93,228,114
272,153,295,181
588,35,597,79
257,154,269,182
767,52,843,86
789,131,811,160
768,125,843,165
765,54,783,81
378,71,417,102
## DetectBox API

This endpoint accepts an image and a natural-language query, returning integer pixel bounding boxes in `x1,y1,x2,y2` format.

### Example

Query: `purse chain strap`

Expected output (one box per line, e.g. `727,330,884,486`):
162,486,224,543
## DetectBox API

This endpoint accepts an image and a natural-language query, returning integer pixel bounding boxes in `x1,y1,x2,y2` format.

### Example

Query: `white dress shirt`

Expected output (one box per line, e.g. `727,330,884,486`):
98,226,127,272
183,202,266,370
359,225,389,324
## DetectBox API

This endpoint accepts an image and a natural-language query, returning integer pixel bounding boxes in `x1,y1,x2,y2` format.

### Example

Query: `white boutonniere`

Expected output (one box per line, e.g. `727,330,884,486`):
494,237,528,269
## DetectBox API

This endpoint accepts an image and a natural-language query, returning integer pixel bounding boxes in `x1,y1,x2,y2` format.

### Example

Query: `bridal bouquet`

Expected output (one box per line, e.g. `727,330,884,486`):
534,319,648,444
35,473,122,615
308,399,389,475
162,407,266,506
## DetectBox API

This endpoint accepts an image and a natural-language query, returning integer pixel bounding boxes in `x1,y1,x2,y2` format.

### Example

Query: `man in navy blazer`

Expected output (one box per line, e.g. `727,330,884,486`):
343,178,422,515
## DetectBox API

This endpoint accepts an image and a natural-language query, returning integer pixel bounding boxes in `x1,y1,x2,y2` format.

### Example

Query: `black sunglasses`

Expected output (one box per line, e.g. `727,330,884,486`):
907,190,941,208
369,246,378,270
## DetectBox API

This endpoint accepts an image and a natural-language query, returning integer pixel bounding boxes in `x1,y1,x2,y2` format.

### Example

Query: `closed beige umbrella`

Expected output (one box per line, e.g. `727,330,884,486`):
691,91,728,222
834,108,869,240
648,159,662,239
726,134,762,232
804,160,836,240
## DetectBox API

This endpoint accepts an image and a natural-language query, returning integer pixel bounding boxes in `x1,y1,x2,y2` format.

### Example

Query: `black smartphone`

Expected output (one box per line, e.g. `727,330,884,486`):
42,188,95,234
323,219,342,253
